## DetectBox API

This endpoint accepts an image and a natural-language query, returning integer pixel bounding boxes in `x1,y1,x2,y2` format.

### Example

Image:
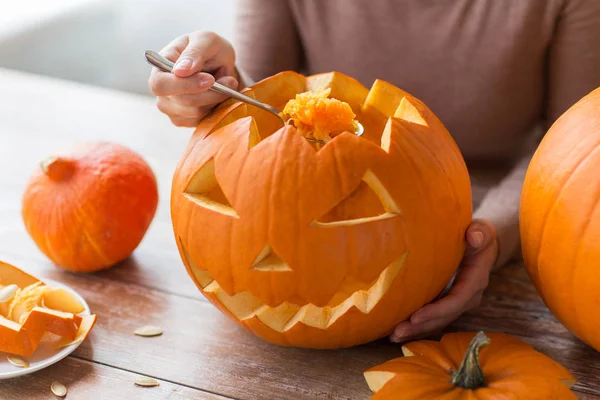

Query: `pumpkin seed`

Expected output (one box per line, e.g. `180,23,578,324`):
7,355,29,368
134,325,163,337
134,376,160,387
51,381,67,397
0,284,18,303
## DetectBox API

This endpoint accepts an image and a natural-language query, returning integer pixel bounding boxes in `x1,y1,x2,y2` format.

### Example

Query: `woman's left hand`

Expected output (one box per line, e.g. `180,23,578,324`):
390,219,498,343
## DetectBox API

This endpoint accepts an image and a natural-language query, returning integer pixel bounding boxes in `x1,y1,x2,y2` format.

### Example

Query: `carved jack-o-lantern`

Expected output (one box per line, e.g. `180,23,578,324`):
171,72,472,348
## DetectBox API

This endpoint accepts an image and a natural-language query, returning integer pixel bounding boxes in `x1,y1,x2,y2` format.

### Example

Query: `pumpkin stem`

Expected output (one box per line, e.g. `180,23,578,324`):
40,156,74,181
451,331,490,390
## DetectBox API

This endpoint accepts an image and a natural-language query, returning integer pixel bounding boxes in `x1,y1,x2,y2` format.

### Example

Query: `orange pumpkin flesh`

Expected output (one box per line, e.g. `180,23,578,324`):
21,142,158,272
172,71,472,348
364,332,577,399
520,87,600,352
281,87,358,142
0,261,97,357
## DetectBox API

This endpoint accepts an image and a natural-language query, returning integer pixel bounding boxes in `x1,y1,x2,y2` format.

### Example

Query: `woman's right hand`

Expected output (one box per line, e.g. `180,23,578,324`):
148,31,239,127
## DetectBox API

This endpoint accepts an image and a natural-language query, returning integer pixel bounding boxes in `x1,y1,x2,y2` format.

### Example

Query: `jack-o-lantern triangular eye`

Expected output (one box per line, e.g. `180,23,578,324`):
315,169,400,226
185,159,238,217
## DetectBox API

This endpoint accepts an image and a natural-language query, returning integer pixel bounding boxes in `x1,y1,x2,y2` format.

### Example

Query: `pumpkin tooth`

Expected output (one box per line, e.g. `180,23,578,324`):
203,281,220,293
255,303,300,331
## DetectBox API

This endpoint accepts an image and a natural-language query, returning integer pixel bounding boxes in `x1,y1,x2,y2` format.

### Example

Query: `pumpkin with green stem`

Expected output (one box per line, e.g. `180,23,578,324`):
364,331,577,399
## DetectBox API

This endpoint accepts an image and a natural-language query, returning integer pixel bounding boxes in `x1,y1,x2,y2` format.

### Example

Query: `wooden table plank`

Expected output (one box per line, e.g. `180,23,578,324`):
579,395,600,400
0,357,231,400
0,67,598,399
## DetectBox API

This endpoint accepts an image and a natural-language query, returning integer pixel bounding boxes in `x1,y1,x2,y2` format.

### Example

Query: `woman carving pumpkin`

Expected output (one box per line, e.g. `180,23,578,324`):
148,0,600,343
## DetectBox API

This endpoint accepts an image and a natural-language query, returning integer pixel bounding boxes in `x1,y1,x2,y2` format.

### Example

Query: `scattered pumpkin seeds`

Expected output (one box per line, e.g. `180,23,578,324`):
134,325,163,337
0,284,18,303
7,355,29,368
51,381,67,397
134,376,160,387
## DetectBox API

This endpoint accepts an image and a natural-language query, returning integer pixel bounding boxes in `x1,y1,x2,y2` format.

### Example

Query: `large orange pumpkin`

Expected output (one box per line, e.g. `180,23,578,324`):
364,331,576,399
521,87,600,351
0,261,97,357
22,142,158,272
171,71,472,348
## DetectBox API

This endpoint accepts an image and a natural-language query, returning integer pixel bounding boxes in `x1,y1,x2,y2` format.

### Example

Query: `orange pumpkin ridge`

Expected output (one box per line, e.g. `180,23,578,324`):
520,87,600,352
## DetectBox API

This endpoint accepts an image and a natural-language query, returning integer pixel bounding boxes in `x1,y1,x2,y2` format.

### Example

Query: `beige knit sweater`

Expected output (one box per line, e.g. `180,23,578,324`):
233,0,600,266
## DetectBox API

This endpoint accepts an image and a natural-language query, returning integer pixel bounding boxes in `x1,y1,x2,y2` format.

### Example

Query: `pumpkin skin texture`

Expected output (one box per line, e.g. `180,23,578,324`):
171,71,472,348
0,261,97,356
22,142,158,272
520,87,600,352
364,332,577,399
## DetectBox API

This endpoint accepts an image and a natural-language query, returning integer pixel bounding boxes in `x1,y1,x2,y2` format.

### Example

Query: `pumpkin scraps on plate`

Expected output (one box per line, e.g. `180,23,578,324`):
171,71,472,349
364,331,577,399
0,261,96,358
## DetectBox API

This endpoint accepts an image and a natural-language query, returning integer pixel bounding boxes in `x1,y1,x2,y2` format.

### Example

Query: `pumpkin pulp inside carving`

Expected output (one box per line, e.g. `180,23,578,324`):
280,88,358,142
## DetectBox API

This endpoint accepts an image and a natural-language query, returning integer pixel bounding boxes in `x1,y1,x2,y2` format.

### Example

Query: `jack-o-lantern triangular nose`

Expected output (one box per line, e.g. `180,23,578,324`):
252,244,292,271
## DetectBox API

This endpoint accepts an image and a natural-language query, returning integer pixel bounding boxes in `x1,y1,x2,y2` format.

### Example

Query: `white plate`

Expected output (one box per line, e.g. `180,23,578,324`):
0,279,92,379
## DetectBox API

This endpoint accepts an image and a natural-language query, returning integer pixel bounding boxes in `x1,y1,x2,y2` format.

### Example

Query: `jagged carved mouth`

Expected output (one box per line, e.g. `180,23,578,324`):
181,245,408,332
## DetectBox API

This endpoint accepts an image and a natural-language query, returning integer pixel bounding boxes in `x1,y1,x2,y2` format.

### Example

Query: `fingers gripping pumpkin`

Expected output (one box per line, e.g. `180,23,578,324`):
171,72,472,348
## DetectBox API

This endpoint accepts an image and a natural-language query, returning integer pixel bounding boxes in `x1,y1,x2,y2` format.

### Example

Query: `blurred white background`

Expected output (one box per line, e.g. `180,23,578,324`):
0,0,235,95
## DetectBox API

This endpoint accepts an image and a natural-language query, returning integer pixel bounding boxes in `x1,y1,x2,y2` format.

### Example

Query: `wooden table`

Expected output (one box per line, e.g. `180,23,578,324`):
0,67,598,399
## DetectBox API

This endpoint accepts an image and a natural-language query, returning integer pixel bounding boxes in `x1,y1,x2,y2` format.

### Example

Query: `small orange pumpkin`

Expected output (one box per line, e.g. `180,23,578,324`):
0,261,97,357
364,331,577,399
171,71,472,348
520,87,600,352
22,142,158,272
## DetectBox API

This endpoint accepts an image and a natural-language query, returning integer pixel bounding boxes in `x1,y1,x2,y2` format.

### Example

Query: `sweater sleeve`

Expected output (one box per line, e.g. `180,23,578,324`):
474,0,600,267
473,154,532,267
233,0,303,86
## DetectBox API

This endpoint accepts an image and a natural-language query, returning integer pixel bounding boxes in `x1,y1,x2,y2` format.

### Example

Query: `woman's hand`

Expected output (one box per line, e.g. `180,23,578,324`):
390,219,498,343
148,31,239,127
